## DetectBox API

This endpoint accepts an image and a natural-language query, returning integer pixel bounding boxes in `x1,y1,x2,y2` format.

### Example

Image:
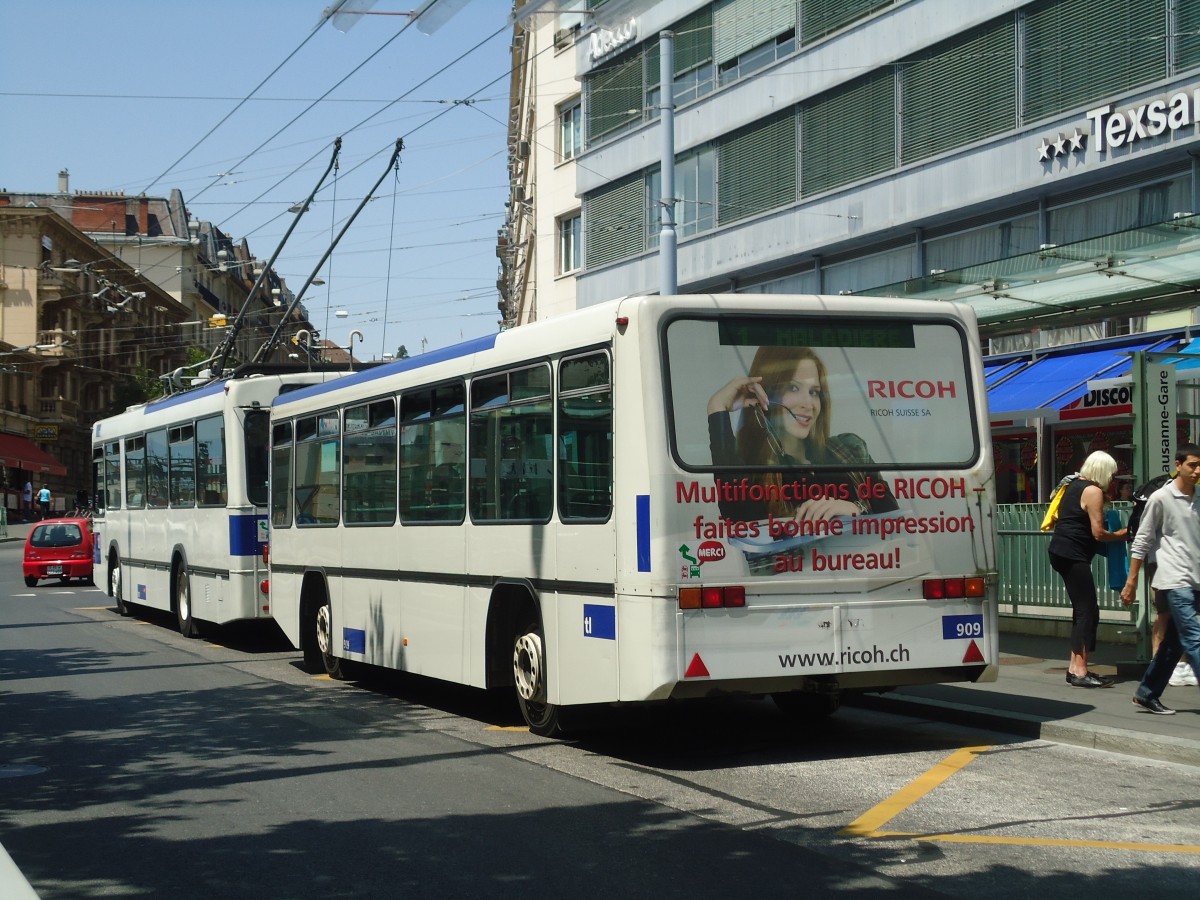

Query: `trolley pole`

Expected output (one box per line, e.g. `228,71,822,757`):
658,29,678,297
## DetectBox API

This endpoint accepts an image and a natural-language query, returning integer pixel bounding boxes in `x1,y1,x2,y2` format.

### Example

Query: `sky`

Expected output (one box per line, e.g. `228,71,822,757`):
0,0,515,360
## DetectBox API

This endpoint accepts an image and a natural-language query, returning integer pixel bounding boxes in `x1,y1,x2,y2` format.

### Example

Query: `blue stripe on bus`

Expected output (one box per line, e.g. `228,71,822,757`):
143,380,225,412
93,382,225,438
229,514,267,556
272,333,499,408
636,494,650,572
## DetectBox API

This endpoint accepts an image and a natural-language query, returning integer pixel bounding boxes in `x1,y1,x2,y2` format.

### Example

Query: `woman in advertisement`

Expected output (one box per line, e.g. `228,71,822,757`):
707,344,898,524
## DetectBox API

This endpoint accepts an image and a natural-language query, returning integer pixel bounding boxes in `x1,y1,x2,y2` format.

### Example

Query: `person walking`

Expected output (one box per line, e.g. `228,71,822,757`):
36,484,51,519
1047,450,1127,688
22,480,33,517
1120,443,1200,715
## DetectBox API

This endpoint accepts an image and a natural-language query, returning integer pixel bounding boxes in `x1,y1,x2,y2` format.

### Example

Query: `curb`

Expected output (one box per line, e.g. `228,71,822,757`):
847,692,1200,769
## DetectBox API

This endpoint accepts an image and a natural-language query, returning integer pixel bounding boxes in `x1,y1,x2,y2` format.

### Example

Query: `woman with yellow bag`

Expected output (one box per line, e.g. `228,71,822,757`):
1047,451,1128,688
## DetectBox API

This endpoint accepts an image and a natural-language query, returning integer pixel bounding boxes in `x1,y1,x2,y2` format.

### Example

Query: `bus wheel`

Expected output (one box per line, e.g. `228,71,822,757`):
111,558,129,616
513,624,563,737
314,599,350,680
175,567,200,638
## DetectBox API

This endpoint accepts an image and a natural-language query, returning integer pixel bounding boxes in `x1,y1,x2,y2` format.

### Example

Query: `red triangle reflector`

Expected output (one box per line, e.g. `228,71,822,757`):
962,640,985,664
685,653,710,678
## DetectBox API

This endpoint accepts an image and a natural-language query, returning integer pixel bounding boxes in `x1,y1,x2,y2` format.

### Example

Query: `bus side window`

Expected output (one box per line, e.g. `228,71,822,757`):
558,352,613,521
470,366,552,523
400,382,465,524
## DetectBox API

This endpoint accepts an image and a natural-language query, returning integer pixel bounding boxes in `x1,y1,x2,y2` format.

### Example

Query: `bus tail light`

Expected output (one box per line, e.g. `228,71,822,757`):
679,585,746,609
262,544,269,565
923,576,986,600
260,579,269,595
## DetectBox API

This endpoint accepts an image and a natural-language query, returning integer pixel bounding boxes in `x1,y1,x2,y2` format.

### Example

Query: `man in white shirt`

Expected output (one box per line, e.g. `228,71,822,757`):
1121,443,1200,715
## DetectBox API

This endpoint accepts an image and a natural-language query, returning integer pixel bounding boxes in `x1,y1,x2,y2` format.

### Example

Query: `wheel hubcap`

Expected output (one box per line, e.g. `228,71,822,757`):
316,605,333,656
513,632,544,702
110,566,120,598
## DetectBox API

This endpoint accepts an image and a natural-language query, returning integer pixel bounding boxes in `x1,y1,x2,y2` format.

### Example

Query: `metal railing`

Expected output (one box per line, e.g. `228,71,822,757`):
996,502,1134,621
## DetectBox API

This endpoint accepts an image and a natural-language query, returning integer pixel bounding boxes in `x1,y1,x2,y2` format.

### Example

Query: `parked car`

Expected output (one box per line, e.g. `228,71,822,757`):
23,517,96,587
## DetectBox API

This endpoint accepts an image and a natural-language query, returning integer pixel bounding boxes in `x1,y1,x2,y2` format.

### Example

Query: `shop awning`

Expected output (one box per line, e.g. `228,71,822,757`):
1160,336,1200,370
986,335,1181,414
0,433,68,476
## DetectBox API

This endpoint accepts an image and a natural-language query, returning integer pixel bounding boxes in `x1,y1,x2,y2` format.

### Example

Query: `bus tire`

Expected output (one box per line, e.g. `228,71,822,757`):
312,595,352,680
175,566,200,638
513,623,564,737
110,555,130,616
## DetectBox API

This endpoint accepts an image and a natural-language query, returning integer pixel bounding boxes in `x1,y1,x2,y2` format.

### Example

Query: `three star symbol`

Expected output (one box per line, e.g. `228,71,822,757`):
1038,128,1087,161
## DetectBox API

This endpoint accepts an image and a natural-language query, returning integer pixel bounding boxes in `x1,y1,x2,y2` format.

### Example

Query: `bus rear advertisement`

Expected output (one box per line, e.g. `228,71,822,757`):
265,295,998,735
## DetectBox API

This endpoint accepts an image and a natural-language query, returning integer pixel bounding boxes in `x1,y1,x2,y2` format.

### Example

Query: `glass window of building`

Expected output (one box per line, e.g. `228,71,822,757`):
558,97,582,162
558,212,582,274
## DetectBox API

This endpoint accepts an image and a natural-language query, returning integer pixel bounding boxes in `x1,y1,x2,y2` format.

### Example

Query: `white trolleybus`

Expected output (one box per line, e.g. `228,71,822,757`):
92,367,350,636
266,295,998,735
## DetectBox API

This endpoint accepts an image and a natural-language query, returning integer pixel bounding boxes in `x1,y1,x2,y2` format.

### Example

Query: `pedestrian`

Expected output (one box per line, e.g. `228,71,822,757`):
1047,450,1127,688
1120,443,1200,715
37,484,51,519
22,480,33,517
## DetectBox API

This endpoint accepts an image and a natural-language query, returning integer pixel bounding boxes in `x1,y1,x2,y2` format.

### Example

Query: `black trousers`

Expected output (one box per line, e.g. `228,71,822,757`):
1049,552,1099,654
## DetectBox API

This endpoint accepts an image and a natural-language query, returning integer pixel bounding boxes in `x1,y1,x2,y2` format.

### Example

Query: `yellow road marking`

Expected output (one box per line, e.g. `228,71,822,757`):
840,745,990,837
487,725,530,732
872,831,1200,853
842,743,1200,854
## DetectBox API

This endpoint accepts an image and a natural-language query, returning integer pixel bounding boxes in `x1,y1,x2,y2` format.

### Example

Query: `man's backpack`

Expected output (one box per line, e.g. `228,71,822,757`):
1126,473,1172,541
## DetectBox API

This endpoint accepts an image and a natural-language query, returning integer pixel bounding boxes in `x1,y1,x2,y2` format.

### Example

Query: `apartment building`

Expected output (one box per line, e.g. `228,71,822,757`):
506,0,1200,499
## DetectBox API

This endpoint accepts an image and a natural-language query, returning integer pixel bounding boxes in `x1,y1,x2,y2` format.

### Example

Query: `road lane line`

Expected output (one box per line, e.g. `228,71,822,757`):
839,744,991,837
873,831,1200,853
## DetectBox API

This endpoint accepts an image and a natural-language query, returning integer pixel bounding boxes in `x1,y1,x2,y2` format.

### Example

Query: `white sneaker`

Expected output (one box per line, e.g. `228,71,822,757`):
1168,660,1198,687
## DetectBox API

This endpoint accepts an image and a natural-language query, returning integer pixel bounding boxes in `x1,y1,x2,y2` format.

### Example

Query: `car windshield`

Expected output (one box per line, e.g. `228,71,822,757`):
31,524,84,548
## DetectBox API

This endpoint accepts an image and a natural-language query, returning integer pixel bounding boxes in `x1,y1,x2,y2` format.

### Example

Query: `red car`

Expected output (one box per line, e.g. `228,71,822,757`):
23,517,96,587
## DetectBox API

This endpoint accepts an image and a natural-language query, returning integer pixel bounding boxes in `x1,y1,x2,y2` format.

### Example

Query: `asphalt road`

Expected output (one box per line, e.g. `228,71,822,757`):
1,538,1197,898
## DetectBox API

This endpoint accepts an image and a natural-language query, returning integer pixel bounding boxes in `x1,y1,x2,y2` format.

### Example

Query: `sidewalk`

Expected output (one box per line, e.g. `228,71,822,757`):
848,632,1200,768
3,520,1196,767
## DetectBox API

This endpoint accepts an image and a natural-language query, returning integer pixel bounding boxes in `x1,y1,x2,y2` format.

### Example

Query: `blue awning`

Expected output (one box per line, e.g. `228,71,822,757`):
987,336,1181,414
1161,337,1200,370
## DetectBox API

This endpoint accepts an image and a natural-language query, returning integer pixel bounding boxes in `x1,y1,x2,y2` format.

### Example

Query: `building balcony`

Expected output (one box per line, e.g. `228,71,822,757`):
37,396,79,423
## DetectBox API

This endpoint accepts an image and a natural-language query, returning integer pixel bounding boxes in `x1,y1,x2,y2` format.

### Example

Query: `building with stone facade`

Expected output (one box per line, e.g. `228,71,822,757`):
0,173,315,516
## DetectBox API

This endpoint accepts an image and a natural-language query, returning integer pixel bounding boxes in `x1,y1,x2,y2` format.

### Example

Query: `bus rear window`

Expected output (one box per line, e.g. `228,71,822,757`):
665,315,978,470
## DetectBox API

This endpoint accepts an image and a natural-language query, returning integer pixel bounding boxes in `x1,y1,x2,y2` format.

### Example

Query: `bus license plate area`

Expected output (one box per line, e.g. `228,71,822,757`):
680,601,981,681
